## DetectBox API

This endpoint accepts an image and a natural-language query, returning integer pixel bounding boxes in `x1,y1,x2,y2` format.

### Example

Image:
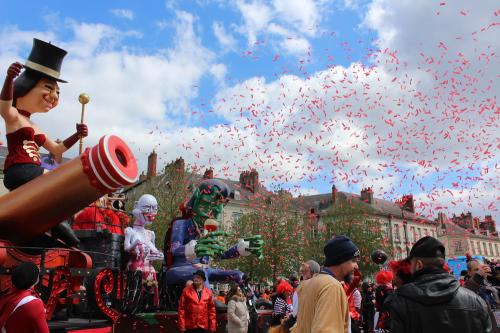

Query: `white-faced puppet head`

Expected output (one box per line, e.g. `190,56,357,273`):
132,194,158,226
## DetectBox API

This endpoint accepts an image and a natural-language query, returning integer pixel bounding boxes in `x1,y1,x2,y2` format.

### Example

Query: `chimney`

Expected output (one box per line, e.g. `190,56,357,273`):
203,168,214,179
174,157,185,172
239,169,259,193
401,194,415,213
250,169,259,193
147,150,157,179
332,184,337,204
360,187,373,204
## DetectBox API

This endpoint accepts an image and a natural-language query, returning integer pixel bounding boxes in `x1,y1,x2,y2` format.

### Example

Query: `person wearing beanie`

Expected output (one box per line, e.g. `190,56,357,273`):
291,235,359,333
391,236,492,333
0,262,49,333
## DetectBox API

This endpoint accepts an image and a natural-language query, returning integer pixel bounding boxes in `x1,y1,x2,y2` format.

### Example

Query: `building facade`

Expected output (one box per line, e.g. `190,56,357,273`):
437,212,500,260
127,151,499,261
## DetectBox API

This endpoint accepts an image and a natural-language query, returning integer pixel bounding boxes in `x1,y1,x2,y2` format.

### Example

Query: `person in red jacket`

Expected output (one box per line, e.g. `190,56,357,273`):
178,270,216,333
0,262,49,333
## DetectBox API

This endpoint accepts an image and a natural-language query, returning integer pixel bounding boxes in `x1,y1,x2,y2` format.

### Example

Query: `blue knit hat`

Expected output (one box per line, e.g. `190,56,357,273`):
324,235,360,266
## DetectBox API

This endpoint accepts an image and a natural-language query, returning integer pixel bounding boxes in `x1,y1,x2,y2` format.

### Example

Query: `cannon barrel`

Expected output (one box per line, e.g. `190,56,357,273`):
0,135,138,244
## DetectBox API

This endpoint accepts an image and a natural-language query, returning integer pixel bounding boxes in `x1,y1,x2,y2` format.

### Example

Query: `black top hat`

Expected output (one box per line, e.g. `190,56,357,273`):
24,38,68,83
193,269,206,281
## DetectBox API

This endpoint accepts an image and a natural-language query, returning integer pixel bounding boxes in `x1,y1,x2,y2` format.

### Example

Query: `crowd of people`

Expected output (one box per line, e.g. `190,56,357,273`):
175,235,498,333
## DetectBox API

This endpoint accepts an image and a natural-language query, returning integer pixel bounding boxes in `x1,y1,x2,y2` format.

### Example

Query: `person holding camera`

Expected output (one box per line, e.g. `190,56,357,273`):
464,259,500,332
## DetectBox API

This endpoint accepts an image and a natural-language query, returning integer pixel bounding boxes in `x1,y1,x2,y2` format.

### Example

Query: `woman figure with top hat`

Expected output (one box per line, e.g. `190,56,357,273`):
0,38,88,245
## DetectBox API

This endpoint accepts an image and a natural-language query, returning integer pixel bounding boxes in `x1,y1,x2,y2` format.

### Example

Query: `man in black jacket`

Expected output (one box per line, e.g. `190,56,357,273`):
391,236,492,333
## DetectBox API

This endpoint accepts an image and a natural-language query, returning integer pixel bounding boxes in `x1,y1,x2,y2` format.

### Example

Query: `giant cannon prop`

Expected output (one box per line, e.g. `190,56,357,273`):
0,134,138,244
0,135,138,321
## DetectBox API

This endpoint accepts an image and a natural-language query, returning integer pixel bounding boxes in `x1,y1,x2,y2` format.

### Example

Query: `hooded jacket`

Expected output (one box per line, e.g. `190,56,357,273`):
391,268,492,333
227,295,249,333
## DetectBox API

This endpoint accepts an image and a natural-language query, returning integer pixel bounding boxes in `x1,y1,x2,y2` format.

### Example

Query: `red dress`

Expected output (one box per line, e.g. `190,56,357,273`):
4,127,46,171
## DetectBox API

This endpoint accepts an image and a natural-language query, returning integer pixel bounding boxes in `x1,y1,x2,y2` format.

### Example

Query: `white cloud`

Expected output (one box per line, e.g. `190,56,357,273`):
280,36,311,56
209,63,228,84
110,9,135,20
155,20,170,30
232,0,324,57
293,187,320,197
272,0,319,35
235,0,273,45
212,21,237,51
363,0,499,66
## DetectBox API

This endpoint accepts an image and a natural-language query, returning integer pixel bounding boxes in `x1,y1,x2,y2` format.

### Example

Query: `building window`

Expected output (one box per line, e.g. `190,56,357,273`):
232,212,243,223
418,227,422,239
454,240,463,253
489,243,494,257
234,190,241,200
383,223,389,237
396,246,403,260
409,226,415,243
482,242,488,256
495,243,499,257
394,225,400,242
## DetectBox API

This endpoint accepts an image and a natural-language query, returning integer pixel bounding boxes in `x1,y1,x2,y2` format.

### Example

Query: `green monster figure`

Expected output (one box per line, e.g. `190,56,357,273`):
164,179,264,285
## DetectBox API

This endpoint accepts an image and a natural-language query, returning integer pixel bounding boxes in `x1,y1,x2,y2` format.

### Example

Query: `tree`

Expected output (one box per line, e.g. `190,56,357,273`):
125,158,193,255
306,196,393,277
221,190,306,282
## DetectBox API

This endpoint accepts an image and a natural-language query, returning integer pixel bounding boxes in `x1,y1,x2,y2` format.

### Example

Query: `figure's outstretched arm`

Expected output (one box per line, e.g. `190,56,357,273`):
43,123,88,155
220,239,251,259
0,62,23,124
221,235,264,260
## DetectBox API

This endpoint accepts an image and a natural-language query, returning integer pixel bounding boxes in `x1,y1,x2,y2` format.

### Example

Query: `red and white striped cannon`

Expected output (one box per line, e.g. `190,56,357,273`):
0,134,138,244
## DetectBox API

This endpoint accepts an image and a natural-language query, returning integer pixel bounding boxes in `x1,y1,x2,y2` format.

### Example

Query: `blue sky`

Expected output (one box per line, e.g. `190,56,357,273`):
1,0,498,221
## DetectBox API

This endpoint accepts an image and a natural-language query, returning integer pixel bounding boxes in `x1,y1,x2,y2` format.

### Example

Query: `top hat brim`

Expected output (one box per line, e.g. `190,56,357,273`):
24,62,67,83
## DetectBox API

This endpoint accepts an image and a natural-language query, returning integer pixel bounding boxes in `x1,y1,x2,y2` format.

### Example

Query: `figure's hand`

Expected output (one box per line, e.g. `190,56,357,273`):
195,231,228,258
1,62,23,101
243,235,264,259
76,123,88,138
6,62,22,80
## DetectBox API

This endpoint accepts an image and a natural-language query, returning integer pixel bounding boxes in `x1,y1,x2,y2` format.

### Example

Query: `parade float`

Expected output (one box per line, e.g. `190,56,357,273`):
0,143,272,332
0,38,270,333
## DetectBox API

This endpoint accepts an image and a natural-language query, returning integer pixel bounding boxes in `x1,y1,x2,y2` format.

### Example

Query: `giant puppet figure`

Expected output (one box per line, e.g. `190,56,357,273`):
124,194,164,306
0,38,87,245
164,179,264,285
